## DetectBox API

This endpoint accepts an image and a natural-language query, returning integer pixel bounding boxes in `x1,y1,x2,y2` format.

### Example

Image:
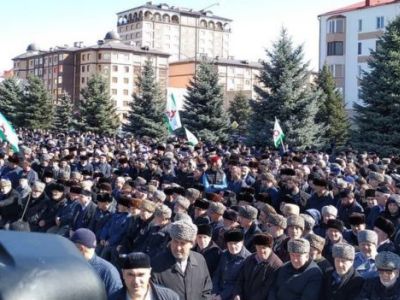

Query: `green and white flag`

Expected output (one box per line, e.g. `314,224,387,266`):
184,127,199,146
0,112,19,152
273,118,285,148
165,92,182,133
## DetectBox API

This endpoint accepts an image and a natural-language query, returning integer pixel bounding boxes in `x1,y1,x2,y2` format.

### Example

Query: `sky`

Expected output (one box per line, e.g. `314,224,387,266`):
0,0,354,73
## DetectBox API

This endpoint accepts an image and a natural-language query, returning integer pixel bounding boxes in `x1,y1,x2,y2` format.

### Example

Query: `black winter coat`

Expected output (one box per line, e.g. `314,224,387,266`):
194,241,221,278
0,189,21,226
24,194,48,231
356,276,400,300
321,267,364,300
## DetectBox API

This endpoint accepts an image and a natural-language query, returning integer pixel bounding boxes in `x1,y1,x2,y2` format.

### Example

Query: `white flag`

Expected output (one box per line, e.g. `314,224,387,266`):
0,112,19,152
184,127,199,146
273,118,285,148
165,92,182,132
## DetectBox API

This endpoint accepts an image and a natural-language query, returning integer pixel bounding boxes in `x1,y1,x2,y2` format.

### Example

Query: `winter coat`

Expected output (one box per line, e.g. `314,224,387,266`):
243,222,262,252
234,252,283,300
151,248,212,300
337,201,364,228
306,191,336,212
24,194,48,231
356,276,400,300
321,267,364,300
89,208,113,240
138,224,170,259
71,201,97,231
193,241,222,278
268,259,323,300
120,215,153,253
99,212,130,246
39,198,68,231
0,189,21,225
212,246,251,300
110,282,180,300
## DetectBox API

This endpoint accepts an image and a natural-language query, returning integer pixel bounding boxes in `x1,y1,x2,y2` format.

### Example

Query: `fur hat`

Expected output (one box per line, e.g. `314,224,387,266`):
173,212,192,223
7,154,19,164
153,190,167,202
186,188,201,200
69,185,82,194
223,209,238,222
96,193,113,203
118,195,132,208
208,202,226,215
175,196,191,211
140,199,156,213
267,213,287,229
313,177,328,187
98,182,112,193
300,214,316,231
283,203,300,216
194,199,210,210
332,243,355,261
197,224,213,237
260,203,277,216
119,252,151,269
49,183,65,193
287,215,305,231
374,216,395,237
280,168,296,176
252,233,273,248
365,189,376,198
387,194,400,207
321,205,338,217
375,251,400,270
357,229,378,245
169,220,198,242
237,192,254,204
134,177,147,187
224,228,244,243
349,213,366,226
327,219,344,233
305,233,325,252
288,238,310,254
238,205,258,220
154,204,172,219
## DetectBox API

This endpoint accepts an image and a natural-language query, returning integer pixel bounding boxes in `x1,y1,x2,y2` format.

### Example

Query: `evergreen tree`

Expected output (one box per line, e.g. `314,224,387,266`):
53,93,74,131
248,28,322,149
228,91,252,136
80,74,120,134
17,75,54,130
315,65,350,147
353,16,400,156
0,77,22,124
181,61,229,143
124,59,167,140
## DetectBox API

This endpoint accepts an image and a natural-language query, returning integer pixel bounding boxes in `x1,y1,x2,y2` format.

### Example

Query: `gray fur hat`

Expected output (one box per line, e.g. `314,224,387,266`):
267,214,287,229
186,188,201,200
288,238,310,254
154,204,172,219
209,202,226,215
169,220,198,242
175,196,191,211
332,243,355,261
239,205,258,220
376,251,400,270
305,233,325,253
300,214,315,231
153,190,167,202
287,215,305,231
173,212,192,223
357,229,378,245
321,205,338,217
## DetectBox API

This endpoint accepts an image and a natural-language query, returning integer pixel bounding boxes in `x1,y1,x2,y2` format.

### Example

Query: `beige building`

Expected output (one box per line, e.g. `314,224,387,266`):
13,31,170,119
116,2,232,62
169,57,261,108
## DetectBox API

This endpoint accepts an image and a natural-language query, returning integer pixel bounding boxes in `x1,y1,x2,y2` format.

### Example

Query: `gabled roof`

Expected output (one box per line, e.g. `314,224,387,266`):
319,0,396,17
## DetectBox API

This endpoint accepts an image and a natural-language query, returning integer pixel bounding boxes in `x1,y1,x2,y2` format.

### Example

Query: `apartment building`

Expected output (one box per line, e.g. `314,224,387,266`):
319,0,400,111
13,31,169,119
116,2,232,62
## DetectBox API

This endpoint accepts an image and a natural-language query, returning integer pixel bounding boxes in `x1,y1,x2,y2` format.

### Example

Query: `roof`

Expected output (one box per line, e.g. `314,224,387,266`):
170,57,262,69
116,3,232,22
319,0,396,17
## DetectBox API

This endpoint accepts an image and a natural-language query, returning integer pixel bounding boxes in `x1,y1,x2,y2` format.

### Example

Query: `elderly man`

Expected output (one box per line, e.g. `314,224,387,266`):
356,251,400,299
314,205,338,238
305,233,333,275
151,220,212,300
238,205,261,252
110,252,179,300
321,243,364,300
268,238,323,300
354,230,378,279
374,216,395,252
0,178,21,228
234,233,283,300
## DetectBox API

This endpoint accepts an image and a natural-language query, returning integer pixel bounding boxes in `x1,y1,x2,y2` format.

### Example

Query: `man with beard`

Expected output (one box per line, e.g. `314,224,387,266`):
203,156,227,193
337,190,364,228
23,181,48,231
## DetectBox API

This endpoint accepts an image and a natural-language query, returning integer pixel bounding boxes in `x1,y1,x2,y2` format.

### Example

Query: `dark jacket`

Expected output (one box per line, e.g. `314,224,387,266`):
99,212,130,246
235,252,283,300
268,259,323,300
23,194,48,231
151,248,212,300
243,222,262,252
356,276,400,300
90,208,113,240
71,201,97,231
306,192,336,212
39,198,68,231
120,215,153,253
136,224,170,258
0,189,21,225
321,267,364,300
110,282,180,300
193,241,222,278
337,201,364,228
212,246,251,300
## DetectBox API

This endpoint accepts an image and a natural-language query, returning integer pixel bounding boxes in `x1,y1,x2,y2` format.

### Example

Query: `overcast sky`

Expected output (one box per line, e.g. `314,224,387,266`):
0,0,353,72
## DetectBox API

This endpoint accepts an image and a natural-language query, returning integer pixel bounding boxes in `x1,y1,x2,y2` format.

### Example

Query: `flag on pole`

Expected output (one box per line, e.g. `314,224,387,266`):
184,127,199,146
165,92,182,133
0,112,19,152
273,118,285,148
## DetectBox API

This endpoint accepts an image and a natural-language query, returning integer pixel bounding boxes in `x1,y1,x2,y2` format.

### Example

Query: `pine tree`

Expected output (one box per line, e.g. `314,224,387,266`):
17,75,54,130
124,59,167,140
248,28,322,149
181,61,229,143
353,16,400,156
80,74,120,134
53,93,74,131
0,77,22,124
315,65,350,147
228,91,252,137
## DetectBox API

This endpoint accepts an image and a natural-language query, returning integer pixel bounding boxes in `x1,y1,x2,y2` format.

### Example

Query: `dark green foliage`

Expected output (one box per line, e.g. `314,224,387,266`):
53,93,74,131
181,61,229,143
248,28,322,149
353,16,400,156
124,59,167,141
0,77,22,124
228,91,252,136
80,74,120,134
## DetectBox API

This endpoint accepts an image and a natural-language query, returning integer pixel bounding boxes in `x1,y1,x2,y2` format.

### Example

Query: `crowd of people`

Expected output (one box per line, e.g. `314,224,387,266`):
1,130,400,299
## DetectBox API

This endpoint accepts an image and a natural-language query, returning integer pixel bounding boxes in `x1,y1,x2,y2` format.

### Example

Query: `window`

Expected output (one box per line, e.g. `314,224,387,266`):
327,18,344,33
377,16,384,29
81,65,85,72
358,19,362,32
123,89,129,96
112,65,118,72
125,66,130,73
81,77,85,83
358,42,362,55
327,41,344,56
98,65,102,71
87,54,91,60
53,66,58,73
112,89,117,95
124,78,129,84
98,53,102,60
59,54,64,61
112,77,118,83
58,76,62,84
87,65,90,72
59,65,63,73
82,54,86,61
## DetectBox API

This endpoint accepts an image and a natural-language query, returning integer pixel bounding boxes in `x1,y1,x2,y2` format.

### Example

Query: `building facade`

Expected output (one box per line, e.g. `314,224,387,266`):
116,2,232,62
169,58,261,108
13,32,169,119
319,0,400,112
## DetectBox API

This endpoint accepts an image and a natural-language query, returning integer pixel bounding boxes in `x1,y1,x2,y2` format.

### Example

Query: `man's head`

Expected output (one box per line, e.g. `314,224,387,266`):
321,205,338,223
169,220,198,261
358,230,378,259
326,219,344,243
196,224,213,250
253,233,273,261
266,213,287,237
70,228,97,260
305,233,325,260
288,238,310,270
287,215,305,239
374,216,395,243
224,228,244,255
49,183,65,201
332,243,355,276
120,252,152,298
349,213,366,234
78,189,92,206
376,251,400,288
0,179,12,195
238,205,258,228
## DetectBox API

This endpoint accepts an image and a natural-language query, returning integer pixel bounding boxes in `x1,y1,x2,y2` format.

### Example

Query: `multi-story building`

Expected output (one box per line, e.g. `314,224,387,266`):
116,2,232,62
13,31,169,119
168,57,261,108
318,0,399,112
